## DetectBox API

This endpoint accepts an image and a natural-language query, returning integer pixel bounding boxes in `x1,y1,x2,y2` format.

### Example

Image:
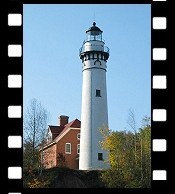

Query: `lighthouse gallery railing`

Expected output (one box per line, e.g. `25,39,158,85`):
79,44,110,55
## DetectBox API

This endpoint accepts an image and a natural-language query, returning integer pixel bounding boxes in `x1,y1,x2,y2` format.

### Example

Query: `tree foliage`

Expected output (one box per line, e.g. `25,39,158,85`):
100,116,151,188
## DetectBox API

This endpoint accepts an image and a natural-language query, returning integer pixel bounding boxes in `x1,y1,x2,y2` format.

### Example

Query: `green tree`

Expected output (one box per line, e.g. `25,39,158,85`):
138,125,151,187
99,116,151,188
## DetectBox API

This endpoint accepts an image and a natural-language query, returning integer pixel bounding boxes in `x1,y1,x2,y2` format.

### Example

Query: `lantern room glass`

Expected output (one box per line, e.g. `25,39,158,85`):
86,31,102,41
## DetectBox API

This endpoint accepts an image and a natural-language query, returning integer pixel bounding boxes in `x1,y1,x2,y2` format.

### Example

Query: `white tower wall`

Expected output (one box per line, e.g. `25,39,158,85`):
79,23,110,170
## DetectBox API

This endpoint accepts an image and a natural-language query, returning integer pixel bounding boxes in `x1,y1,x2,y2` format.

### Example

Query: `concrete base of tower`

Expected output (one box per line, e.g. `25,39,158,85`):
79,162,110,170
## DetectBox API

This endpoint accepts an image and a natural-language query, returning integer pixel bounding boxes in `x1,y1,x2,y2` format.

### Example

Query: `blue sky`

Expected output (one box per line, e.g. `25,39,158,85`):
23,4,151,131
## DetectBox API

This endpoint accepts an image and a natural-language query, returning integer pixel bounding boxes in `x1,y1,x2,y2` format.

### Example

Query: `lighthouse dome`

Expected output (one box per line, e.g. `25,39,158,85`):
86,22,103,35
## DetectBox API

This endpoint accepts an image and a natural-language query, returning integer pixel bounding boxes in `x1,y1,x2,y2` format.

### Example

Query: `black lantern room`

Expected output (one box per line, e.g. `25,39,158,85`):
86,22,103,42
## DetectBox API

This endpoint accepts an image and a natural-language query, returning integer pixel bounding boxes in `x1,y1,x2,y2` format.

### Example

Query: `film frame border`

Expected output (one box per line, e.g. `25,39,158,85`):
1,0,167,193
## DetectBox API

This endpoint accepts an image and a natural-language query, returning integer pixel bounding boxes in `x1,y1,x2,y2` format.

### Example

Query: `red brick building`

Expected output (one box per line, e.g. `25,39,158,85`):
42,115,81,169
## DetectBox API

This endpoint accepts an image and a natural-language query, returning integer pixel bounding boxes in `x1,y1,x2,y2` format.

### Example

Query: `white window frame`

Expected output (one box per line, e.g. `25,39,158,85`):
65,143,71,154
77,144,80,154
77,133,80,140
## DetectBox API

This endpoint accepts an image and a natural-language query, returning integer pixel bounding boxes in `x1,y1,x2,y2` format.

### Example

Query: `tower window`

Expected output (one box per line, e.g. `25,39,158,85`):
96,90,101,97
98,153,103,160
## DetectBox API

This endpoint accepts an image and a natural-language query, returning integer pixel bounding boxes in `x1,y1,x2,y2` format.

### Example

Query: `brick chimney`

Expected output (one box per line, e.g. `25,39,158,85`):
59,115,69,126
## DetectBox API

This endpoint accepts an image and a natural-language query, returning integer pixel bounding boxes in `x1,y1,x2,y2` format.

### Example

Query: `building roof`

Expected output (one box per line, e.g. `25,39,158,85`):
65,118,81,128
54,119,81,142
48,125,64,134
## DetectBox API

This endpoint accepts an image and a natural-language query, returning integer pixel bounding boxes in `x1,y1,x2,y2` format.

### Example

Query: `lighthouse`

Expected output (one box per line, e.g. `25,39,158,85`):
79,22,110,170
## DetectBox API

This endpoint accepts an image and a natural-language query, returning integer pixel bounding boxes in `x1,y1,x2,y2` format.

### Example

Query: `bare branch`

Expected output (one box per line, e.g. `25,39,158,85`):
127,108,137,133
23,98,49,171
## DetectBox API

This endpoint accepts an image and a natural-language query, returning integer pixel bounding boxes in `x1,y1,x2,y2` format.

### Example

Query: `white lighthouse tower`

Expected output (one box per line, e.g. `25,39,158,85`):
79,22,110,170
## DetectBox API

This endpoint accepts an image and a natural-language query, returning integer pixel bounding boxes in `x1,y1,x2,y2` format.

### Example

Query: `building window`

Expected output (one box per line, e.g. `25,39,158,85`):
98,153,103,160
96,90,101,97
65,143,71,154
77,144,80,154
77,133,80,140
